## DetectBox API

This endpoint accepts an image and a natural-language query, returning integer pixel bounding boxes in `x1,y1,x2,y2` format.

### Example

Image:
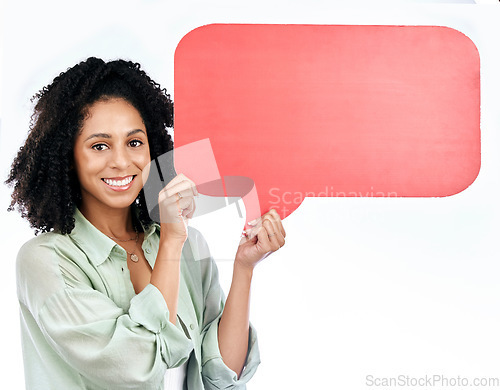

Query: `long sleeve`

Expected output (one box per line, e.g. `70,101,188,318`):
17,233,193,390
186,228,261,389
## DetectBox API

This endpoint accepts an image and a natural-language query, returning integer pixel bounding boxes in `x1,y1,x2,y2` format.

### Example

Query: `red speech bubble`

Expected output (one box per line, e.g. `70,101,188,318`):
174,24,480,219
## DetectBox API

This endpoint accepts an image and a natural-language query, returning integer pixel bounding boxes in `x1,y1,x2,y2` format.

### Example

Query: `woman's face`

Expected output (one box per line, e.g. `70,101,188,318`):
73,98,151,214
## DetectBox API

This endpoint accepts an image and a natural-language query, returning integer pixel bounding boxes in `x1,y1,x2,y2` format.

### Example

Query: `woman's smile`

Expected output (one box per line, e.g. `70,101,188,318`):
102,175,136,190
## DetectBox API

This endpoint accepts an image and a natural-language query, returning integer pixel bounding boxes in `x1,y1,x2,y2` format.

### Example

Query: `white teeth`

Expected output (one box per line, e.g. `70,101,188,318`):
103,176,133,187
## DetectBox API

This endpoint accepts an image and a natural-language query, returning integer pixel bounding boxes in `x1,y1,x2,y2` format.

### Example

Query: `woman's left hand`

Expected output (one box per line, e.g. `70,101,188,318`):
235,209,286,270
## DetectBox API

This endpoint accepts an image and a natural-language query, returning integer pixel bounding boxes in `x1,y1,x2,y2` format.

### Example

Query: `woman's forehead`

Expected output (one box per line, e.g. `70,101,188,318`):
79,98,146,136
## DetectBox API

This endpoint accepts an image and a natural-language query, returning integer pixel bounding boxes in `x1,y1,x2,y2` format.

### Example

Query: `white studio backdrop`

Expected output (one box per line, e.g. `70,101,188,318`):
1,1,500,389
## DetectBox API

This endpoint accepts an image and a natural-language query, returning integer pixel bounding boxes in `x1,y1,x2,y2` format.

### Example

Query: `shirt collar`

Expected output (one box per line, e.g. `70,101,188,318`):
70,208,199,266
70,208,161,267
69,208,118,267
143,219,160,242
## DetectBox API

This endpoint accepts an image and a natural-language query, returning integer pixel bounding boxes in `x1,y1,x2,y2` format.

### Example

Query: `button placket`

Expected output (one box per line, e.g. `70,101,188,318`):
108,247,133,310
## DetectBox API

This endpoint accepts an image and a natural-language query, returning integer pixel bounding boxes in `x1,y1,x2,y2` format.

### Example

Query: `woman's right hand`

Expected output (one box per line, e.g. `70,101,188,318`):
158,173,198,243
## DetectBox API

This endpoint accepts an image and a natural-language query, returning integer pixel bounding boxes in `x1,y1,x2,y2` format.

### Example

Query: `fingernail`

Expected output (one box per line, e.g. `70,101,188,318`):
247,219,258,226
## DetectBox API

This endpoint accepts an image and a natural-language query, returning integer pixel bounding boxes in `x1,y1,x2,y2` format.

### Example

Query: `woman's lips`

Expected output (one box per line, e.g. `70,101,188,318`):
101,175,135,191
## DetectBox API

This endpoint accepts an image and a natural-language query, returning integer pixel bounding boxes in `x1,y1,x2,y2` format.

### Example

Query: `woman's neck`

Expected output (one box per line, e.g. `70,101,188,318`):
79,203,137,239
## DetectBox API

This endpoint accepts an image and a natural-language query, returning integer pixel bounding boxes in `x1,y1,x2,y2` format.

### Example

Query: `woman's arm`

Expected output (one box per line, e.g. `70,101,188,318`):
150,234,184,324
217,262,253,376
218,209,286,376
150,173,198,324
17,236,193,390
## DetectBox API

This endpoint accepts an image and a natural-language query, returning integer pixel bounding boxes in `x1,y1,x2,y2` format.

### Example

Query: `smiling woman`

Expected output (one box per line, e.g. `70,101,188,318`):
5,57,285,390
73,99,151,214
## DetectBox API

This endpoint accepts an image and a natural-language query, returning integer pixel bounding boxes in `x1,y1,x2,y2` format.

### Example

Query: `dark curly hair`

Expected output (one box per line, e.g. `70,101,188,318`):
6,57,174,234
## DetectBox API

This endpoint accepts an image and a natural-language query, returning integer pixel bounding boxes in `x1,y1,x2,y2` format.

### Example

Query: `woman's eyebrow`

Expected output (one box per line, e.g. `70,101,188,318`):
84,129,146,142
127,129,146,137
85,132,111,142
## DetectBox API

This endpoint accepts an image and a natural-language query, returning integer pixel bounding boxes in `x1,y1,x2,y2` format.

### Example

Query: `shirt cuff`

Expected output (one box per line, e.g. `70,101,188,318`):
201,320,261,389
129,284,194,367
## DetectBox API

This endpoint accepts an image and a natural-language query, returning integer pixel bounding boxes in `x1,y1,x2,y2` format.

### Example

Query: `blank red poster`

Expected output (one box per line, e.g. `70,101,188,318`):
174,24,480,219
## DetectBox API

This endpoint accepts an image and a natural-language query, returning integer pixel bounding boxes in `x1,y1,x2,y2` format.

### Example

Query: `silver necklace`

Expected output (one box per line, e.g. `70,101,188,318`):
106,231,140,262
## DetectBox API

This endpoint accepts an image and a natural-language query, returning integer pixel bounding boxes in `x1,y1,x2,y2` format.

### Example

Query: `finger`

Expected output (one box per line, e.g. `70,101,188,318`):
248,209,286,238
158,194,191,224
165,181,197,198
256,226,273,253
177,196,195,211
262,214,281,239
276,232,285,248
246,216,262,228
158,188,191,208
264,215,285,247
262,219,281,251
159,187,195,208
158,189,173,205
245,215,281,242
266,208,286,238
171,188,196,203
265,220,285,248
164,173,199,196
243,224,261,240
185,176,198,196
183,199,196,219
164,173,188,189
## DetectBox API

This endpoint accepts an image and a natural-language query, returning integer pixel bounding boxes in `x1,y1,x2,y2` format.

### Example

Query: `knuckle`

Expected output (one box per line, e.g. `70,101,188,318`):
158,192,168,202
263,218,272,226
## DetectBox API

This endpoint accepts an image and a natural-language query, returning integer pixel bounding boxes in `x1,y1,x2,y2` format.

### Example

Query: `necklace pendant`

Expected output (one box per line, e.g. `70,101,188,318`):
130,253,139,262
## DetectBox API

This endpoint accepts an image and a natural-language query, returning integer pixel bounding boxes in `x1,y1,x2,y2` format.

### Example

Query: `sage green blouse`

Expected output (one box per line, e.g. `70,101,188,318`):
16,209,260,389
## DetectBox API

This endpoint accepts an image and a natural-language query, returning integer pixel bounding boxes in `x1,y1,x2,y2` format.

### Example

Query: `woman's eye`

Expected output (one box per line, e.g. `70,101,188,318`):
92,143,109,151
129,139,143,147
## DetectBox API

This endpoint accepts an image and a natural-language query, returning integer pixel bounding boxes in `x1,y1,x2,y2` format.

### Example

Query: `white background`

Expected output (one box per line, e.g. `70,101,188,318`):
1,0,500,389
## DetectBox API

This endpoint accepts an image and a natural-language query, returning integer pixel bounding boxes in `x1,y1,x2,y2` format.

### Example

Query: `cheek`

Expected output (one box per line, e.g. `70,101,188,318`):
73,149,100,181
140,144,151,168
137,152,150,170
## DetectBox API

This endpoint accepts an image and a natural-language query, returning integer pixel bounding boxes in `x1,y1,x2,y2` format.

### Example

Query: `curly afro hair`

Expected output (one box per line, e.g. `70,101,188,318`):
6,57,174,234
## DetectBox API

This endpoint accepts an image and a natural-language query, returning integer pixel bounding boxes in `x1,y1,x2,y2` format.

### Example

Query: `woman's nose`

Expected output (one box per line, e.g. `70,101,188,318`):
110,146,130,169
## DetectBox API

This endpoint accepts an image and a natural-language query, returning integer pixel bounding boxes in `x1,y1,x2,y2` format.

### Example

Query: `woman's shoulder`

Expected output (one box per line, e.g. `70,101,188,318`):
18,231,76,261
16,231,87,281
16,232,77,310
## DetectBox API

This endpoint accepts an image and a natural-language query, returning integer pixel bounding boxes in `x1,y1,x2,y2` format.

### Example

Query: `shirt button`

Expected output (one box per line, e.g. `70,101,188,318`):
190,324,195,330
145,248,151,254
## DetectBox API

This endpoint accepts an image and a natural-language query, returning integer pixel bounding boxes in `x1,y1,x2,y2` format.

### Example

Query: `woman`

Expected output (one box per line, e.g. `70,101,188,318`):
6,57,285,389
